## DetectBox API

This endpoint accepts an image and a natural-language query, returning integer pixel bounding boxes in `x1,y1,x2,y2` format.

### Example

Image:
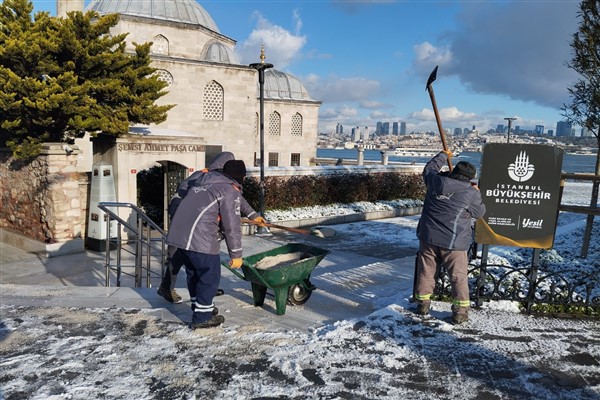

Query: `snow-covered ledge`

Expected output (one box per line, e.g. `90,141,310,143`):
241,199,424,235
246,164,423,177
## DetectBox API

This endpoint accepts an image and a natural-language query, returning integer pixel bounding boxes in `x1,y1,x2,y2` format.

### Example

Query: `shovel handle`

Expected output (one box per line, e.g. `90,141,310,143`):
241,218,312,235
426,66,453,171
427,86,453,171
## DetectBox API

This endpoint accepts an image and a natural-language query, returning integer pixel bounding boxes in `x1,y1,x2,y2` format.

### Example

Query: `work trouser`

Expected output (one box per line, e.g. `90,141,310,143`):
179,249,220,323
160,245,186,291
415,241,470,311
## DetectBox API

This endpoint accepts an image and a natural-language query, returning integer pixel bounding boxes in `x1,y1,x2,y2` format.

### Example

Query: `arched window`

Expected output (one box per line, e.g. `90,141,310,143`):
291,113,303,136
152,34,169,55
203,80,224,121
154,69,174,87
269,111,281,136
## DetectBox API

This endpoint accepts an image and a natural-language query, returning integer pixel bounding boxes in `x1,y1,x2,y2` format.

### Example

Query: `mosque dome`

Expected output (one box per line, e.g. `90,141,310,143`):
263,69,313,101
202,41,239,64
86,0,220,32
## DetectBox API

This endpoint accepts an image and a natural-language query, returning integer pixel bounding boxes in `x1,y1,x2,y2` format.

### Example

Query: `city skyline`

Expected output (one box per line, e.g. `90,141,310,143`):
33,1,582,135
329,118,591,138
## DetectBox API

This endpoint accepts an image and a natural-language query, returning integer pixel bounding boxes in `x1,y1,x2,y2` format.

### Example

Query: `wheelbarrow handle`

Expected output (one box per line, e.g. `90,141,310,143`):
220,261,247,281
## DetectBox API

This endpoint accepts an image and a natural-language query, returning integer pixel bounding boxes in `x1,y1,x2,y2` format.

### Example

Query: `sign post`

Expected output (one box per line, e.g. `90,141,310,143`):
475,143,564,249
474,143,564,311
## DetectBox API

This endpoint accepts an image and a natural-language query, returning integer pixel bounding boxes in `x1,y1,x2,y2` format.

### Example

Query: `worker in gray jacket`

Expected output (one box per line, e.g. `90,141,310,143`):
414,151,486,324
158,152,264,304
166,160,247,329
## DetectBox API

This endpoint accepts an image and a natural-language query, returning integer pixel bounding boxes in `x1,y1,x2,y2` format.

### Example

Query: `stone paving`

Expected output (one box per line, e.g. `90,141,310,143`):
1,227,599,399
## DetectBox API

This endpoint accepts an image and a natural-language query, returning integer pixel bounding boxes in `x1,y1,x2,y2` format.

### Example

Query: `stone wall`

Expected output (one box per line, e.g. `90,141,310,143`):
0,143,89,255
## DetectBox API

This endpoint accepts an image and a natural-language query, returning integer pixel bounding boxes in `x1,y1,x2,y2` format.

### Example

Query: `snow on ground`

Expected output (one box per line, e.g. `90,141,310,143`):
0,182,598,399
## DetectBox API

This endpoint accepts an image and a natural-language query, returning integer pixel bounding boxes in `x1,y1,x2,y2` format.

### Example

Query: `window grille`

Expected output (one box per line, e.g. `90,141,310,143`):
269,111,281,136
291,153,300,166
291,113,303,136
154,69,174,87
203,80,224,120
268,152,279,166
254,112,259,136
254,152,260,167
152,35,169,55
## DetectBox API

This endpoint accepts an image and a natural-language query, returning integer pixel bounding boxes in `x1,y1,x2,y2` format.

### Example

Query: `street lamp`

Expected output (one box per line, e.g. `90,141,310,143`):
249,47,273,233
504,117,516,143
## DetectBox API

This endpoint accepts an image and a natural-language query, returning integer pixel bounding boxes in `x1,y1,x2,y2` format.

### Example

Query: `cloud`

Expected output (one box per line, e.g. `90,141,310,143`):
302,74,381,103
369,110,394,120
319,105,359,121
304,49,334,60
237,12,307,69
429,2,580,109
360,100,392,109
409,107,475,122
331,0,396,15
412,42,453,75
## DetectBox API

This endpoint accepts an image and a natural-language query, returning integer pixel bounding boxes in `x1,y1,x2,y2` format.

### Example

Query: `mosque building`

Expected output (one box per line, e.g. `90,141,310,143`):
56,0,321,226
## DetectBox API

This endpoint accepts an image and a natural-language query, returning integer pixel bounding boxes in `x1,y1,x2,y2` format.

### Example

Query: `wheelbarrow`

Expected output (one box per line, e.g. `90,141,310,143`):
221,243,329,315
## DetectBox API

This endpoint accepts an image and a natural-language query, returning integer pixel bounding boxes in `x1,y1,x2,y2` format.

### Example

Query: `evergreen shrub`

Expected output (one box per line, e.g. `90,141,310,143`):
243,173,425,211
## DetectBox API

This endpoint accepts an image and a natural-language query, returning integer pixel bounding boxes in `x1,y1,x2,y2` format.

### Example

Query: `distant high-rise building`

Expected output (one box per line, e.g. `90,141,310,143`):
400,121,407,135
514,126,520,133
335,123,343,134
534,125,544,135
547,129,554,136
463,128,470,135
556,121,573,137
453,128,462,136
382,122,390,135
351,126,359,142
496,124,504,133
392,122,399,135
376,121,383,135
364,126,369,139
581,127,593,137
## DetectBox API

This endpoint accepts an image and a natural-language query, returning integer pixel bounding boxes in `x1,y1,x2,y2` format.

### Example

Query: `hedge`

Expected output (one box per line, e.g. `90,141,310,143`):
243,172,426,211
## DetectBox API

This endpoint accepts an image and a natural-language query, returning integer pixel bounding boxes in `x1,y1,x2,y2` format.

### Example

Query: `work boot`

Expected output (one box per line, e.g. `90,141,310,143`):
157,284,183,304
452,313,469,325
452,306,469,325
415,300,431,316
190,314,225,329
191,303,219,316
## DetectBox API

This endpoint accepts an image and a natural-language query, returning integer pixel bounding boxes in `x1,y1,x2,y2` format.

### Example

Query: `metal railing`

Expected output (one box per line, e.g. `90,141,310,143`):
430,170,600,317
432,260,600,317
97,202,167,288
558,172,599,257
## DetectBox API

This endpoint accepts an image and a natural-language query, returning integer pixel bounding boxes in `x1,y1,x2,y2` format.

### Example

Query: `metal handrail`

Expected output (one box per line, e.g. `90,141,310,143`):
97,201,167,288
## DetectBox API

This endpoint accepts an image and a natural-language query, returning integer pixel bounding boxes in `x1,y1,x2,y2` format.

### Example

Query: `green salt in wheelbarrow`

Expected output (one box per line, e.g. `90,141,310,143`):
221,243,330,315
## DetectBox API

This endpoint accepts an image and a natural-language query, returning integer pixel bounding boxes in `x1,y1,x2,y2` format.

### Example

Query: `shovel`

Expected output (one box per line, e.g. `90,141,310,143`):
241,219,335,238
426,65,453,171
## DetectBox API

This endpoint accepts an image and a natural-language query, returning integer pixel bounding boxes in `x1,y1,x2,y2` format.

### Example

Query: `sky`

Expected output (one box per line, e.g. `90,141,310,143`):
31,0,583,135
1,181,598,399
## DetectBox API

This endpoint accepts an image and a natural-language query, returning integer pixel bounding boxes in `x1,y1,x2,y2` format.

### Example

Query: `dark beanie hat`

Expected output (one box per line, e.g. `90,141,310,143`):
223,160,246,185
451,161,477,180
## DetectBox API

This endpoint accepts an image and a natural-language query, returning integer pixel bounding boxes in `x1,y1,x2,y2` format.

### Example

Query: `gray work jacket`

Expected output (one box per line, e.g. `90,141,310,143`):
166,171,243,258
417,152,486,251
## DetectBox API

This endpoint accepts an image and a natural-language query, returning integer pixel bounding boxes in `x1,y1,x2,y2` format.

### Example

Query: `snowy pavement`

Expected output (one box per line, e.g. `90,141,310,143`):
1,211,599,399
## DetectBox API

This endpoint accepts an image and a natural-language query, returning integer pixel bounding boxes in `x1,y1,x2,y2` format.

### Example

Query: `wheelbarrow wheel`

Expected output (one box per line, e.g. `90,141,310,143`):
287,284,312,305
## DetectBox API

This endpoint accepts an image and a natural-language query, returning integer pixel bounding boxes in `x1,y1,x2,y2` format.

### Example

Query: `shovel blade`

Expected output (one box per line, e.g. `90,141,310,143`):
426,65,438,90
